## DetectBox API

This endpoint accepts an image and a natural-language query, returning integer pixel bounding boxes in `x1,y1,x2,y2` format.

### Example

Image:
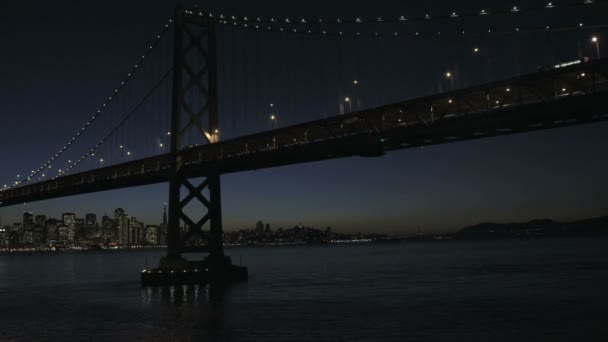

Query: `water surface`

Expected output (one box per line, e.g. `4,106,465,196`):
1,238,607,341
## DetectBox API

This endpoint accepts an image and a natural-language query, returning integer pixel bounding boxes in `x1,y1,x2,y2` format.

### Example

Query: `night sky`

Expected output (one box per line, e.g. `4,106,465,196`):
1,0,607,234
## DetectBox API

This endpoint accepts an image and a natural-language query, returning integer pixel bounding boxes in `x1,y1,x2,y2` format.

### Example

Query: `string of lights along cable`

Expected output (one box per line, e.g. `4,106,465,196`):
190,0,604,25
60,68,173,178
218,20,607,38
182,0,608,38
0,19,174,192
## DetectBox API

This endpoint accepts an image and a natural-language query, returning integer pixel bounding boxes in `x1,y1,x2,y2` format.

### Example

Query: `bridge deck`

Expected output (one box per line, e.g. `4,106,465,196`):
2,58,608,207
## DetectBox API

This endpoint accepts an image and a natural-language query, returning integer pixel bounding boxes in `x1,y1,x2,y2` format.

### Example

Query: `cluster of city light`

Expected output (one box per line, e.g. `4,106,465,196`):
186,0,601,25
0,19,174,192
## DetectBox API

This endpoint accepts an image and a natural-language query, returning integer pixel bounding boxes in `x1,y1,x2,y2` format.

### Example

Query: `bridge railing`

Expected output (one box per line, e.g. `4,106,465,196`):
178,58,608,167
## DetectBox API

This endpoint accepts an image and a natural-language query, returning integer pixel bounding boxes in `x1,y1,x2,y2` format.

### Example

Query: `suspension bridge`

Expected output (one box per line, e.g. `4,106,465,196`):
1,4,608,283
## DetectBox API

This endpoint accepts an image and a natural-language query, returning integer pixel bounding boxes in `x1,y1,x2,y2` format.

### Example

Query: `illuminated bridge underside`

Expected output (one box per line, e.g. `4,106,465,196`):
2,59,608,207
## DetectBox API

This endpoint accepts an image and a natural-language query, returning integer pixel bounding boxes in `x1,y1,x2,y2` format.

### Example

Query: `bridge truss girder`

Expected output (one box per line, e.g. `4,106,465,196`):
166,8,223,260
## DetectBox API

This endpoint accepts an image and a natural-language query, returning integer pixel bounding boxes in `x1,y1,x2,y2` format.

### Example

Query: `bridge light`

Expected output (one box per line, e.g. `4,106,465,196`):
159,143,164,148
353,80,358,85
167,131,171,136
119,145,124,149
127,151,131,156
473,47,479,53
591,36,601,59
506,88,511,92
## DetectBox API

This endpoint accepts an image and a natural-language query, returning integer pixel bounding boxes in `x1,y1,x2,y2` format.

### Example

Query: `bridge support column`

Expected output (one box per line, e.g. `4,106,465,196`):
142,6,247,285
163,172,225,266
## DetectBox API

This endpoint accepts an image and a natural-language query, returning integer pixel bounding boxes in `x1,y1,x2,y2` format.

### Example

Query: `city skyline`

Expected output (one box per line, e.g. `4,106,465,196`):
0,203,393,251
0,205,356,234
0,205,165,249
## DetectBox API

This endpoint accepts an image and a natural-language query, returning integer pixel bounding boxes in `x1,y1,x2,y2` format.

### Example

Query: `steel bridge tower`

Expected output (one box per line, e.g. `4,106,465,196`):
146,6,247,284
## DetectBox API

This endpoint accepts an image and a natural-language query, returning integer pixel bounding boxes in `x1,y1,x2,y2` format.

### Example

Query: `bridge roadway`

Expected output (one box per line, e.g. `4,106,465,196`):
2,58,608,207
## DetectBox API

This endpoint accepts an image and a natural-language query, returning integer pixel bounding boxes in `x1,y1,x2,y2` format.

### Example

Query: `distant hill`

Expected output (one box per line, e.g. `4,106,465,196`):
456,216,608,238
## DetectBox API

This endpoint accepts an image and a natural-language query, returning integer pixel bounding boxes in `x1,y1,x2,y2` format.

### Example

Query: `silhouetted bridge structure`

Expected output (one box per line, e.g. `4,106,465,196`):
1,8,607,283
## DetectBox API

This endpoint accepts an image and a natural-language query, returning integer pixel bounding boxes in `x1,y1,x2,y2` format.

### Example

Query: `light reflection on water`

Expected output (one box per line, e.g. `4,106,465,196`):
1,238,608,341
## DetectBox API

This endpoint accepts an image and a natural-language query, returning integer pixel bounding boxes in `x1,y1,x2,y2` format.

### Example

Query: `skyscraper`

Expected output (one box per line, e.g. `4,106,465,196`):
75,218,84,241
35,215,46,228
11,223,23,247
85,213,98,237
62,213,76,244
33,215,47,247
114,208,129,246
101,214,114,243
256,220,264,235
22,212,34,245
129,216,140,245
144,225,158,246
22,212,33,228
57,224,69,245
46,218,60,245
